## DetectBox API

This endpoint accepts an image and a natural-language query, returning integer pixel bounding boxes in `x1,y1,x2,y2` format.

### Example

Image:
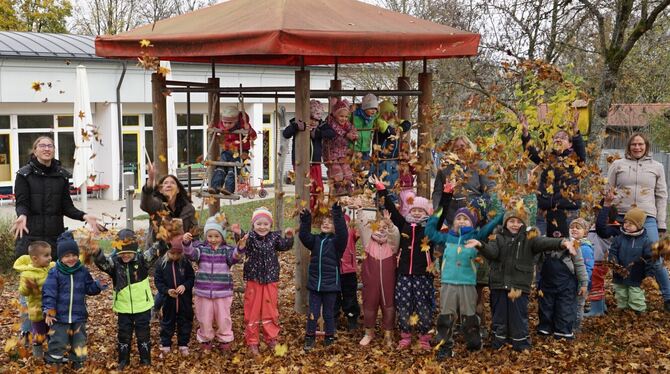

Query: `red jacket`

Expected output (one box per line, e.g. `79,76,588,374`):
217,112,257,152
340,218,359,274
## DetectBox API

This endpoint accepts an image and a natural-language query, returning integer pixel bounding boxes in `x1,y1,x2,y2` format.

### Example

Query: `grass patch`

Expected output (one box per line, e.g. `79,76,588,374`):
217,199,275,232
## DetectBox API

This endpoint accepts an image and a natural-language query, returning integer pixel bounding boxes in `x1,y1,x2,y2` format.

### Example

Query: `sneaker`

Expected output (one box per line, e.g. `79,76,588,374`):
418,334,432,350
248,345,260,356
437,345,454,360
397,333,412,350
178,346,190,356
323,335,336,347
665,300,670,313
200,341,212,352
359,332,374,346
159,346,170,359
303,336,316,352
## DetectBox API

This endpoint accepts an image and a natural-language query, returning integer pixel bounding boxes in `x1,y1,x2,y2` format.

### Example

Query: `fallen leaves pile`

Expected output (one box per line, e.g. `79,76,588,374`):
2,246,670,373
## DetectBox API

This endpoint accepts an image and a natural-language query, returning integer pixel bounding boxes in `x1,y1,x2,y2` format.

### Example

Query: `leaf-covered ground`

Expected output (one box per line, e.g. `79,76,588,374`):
2,250,670,373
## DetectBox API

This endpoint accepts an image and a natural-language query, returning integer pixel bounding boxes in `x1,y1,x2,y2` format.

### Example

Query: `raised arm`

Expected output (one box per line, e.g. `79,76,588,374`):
332,204,348,258
572,133,586,163
83,268,103,296
431,168,446,210
655,163,668,231
93,248,115,277
282,119,300,139
298,209,316,250
140,185,164,215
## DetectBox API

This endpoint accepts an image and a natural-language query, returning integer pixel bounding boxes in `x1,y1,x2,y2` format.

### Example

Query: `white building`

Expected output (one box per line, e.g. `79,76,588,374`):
0,32,334,200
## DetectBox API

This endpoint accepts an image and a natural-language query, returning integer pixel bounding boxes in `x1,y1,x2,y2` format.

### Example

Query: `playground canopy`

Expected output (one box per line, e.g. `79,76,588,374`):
95,0,480,65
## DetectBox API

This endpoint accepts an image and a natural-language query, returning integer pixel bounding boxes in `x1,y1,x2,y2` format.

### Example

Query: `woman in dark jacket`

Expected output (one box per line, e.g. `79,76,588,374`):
12,136,100,258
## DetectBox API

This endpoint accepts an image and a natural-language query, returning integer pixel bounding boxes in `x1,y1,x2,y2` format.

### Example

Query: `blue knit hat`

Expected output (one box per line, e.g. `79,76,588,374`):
454,207,478,227
56,231,79,259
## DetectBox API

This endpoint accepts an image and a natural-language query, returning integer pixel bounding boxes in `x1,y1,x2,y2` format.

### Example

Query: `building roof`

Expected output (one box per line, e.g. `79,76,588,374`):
0,32,99,60
607,103,670,127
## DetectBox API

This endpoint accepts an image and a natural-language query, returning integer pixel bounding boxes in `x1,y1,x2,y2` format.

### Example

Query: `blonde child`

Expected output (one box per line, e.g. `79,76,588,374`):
323,99,358,194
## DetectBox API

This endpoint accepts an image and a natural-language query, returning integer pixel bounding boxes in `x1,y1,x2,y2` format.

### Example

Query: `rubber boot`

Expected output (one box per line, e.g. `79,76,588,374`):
117,342,130,370
397,332,412,350
32,344,44,361
462,314,482,351
436,314,455,360
139,340,151,366
384,330,394,348
584,299,606,317
418,334,432,350
323,335,336,347
359,329,375,346
303,335,316,352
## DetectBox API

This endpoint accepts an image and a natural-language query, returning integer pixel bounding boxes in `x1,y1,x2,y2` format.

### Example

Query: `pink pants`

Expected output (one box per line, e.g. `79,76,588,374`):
244,281,281,346
194,296,233,343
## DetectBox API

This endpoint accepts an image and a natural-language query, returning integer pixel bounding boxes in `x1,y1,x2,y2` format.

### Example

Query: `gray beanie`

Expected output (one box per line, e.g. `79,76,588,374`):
361,93,379,111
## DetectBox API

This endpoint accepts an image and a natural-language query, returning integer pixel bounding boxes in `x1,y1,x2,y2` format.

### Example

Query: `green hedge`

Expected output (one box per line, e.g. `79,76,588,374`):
0,216,16,273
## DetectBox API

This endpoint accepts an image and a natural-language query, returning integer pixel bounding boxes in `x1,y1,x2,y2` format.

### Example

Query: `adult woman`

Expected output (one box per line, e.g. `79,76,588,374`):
12,136,100,257
520,111,585,238
140,162,198,246
608,133,669,311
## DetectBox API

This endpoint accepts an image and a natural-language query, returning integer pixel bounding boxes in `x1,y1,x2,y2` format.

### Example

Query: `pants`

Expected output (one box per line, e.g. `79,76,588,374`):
118,310,151,364
161,296,194,347
211,150,238,192
537,289,577,339
307,290,338,336
154,292,165,311
361,256,396,330
613,284,646,312
588,262,608,301
310,164,324,211
45,322,87,364
334,272,360,325
490,289,531,351
195,296,233,343
31,320,49,346
439,284,477,316
575,293,586,331
395,274,434,334
326,158,353,193
244,281,280,346
19,295,31,334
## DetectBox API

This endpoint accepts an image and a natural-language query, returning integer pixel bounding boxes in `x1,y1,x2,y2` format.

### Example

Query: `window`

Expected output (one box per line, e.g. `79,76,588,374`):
18,132,52,166
18,115,53,129
262,114,271,124
144,114,153,128
0,116,9,129
177,114,204,127
0,134,10,182
57,132,75,171
122,115,139,126
177,129,203,166
57,116,73,127
145,130,153,160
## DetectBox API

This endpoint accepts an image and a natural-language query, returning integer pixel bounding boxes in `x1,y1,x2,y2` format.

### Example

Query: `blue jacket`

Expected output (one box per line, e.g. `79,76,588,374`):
580,240,595,288
299,205,348,292
425,192,503,285
608,228,652,287
42,263,103,324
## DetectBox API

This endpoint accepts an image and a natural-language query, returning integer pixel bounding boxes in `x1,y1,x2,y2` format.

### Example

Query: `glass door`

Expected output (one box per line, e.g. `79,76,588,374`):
122,131,141,190
0,132,11,183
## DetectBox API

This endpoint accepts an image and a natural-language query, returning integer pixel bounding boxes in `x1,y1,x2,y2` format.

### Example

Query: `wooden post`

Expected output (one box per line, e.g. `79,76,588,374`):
152,73,168,178
329,79,341,111
207,77,221,217
417,71,432,198
294,69,311,313
397,76,411,120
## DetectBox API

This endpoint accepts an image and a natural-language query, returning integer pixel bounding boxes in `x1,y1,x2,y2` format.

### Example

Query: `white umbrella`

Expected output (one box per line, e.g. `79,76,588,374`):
161,61,179,176
73,65,95,212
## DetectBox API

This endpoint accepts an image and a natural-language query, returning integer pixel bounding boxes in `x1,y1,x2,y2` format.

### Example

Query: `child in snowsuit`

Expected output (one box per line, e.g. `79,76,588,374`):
588,204,620,316
14,241,54,360
370,100,411,200
536,219,589,340
334,214,361,331
43,232,105,368
323,99,358,195
569,218,594,331
607,208,653,312
183,217,242,352
299,203,348,351
351,93,384,165
466,207,576,352
426,182,502,359
93,229,163,369
356,210,400,347
242,207,294,355
155,236,195,357
373,175,435,350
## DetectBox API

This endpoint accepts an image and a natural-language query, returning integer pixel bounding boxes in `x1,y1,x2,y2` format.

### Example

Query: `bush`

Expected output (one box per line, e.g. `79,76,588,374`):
0,215,16,273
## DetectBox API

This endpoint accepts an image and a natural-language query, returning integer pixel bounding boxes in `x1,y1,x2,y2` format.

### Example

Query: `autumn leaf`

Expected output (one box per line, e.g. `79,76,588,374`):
78,110,86,120
420,237,430,252
139,39,152,47
274,343,288,357
31,81,42,92
73,345,88,358
508,288,522,301
232,355,241,364
4,337,18,353
159,154,167,162
157,66,171,77
409,313,420,326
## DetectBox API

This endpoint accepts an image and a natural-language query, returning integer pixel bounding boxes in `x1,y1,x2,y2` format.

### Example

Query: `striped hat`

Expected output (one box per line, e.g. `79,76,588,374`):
252,207,273,226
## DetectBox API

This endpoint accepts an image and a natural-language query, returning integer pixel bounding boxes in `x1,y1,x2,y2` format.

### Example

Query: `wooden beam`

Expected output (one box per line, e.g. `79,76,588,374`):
151,73,168,178
294,69,311,314
329,79,342,112
207,77,221,217
397,76,411,120
417,72,433,198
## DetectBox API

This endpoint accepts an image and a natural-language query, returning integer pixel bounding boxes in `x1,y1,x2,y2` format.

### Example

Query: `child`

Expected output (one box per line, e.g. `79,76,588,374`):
587,202,620,316
323,99,358,195
13,241,55,359
351,93,382,164
607,208,653,313
241,207,294,355
536,218,589,340
426,182,503,359
334,214,361,331
370,100,411,198
42,231,105,368
93,229,163,369
466,206,576,352
155,235,195,357
372,175,435,350
356,210,400,347
183,217,242,352
570,218,594,331
299,203,348,351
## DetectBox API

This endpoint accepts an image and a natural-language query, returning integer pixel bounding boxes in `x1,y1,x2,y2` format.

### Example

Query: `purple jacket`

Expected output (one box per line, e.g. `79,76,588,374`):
184,241,242,298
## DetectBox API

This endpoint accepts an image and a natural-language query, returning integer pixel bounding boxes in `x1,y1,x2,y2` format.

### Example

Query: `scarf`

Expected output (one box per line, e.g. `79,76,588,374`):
405,215,428,224
449,226,474,236
56,259,82,274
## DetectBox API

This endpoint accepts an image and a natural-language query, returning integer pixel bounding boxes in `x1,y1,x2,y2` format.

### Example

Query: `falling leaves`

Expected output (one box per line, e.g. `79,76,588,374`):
420,236,430,252
31,81,42,92
78,110,86,120
508,288,522,301
273,343,288,357
408,313,420,326
139,39,152,48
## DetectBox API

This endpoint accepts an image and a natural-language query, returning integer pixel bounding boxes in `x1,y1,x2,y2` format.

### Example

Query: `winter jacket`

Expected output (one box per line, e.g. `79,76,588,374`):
339,225,358,275
183,241,241,298
537,246,589,291
154,256,195,315
299,205,348,292
431,160,495,211
373,118,411,159
217,112,258,152
595,206,622,240
356,214,400,308
140,185,198,246
351,108,387,153
426,192,503,285
580,240,595,286
243,231,294,284
356,213,400,261
14,156,86,257
478,224,566,293
14,255,55,321
323,115,357,163
608,228,653,287
283,118,336,165
93,243,163,314
42,262,103,324
607,155,668,230
522,132,586,211
379,189,434,276
587,230,612,262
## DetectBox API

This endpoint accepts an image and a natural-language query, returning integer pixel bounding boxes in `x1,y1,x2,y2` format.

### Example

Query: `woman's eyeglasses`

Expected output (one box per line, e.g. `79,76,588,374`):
37,144,54,149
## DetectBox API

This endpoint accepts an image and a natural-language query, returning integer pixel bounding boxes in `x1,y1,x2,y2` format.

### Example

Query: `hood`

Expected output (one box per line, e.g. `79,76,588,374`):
13,255,55,274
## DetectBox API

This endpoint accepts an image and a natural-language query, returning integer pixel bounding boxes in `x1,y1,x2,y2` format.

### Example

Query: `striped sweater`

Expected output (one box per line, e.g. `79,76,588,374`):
184,241,242,298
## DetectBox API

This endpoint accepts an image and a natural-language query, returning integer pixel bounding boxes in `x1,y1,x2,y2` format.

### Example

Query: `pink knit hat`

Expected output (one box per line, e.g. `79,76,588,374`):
410,196,433,216
331,99,350,116
310,100,324,120
251,207,273,226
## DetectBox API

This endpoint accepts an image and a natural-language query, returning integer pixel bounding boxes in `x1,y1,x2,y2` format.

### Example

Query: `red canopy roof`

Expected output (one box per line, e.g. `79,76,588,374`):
95,0,480,65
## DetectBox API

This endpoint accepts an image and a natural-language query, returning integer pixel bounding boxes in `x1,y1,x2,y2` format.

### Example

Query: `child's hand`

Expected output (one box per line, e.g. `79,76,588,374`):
97,277,110,289
284,228,294,238
382,210,392,221
465,239,481,249
443,180,455,193
369,175,386,191
44,312,56,326
182,232,193,244
237,234,249,249
562,239,577,256
603,188,615,207
231,223,242,236
168,289,178,298
176,285,186,295
299,208,311,219
346,131,358,141
578,286,587,296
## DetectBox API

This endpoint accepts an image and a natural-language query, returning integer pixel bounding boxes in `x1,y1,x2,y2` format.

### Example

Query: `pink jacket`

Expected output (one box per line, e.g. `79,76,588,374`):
340,224,358,274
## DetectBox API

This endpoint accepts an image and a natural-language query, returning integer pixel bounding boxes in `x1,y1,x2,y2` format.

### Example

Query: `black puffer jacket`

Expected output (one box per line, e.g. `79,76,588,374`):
14,156,85,257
